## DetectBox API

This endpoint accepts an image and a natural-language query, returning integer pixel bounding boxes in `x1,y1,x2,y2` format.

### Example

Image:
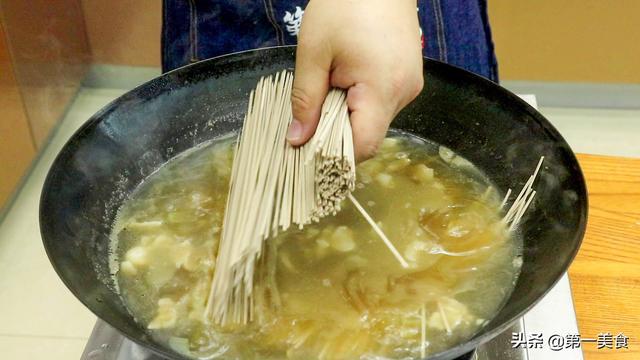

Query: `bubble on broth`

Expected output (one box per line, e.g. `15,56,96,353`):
109,133,522,359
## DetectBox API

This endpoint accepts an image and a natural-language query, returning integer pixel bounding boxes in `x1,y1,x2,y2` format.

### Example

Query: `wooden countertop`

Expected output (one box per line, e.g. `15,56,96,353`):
569,154,640,360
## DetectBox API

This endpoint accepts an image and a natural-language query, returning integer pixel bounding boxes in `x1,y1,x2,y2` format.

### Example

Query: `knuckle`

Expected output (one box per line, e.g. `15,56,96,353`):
290,87,313,115
389,69,423,100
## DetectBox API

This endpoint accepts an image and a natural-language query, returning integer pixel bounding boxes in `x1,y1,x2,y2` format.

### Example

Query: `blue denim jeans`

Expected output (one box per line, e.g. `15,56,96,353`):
162,0,498,82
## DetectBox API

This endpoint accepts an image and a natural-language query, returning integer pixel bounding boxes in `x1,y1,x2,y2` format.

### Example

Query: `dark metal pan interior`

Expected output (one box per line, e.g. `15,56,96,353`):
40,46,587,360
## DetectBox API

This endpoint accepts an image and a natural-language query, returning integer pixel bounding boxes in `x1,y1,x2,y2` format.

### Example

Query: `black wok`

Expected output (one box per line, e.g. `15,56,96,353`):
40,46,587,360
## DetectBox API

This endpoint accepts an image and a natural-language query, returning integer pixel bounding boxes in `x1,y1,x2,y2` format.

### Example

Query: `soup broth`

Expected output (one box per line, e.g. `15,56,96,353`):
111,134,522,359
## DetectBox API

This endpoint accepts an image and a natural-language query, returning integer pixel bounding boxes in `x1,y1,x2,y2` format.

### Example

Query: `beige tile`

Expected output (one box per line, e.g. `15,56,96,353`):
0,335,87,359
45,88,127,155
540,107,640,158
0,189,96,337
0,88,124,340
0,233,96,338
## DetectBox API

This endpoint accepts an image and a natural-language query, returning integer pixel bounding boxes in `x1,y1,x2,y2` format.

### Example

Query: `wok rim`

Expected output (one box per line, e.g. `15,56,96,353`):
39,45,588,360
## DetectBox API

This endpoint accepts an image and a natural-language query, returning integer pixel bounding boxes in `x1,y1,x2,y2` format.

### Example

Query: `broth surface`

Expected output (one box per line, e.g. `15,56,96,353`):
111,133,522,359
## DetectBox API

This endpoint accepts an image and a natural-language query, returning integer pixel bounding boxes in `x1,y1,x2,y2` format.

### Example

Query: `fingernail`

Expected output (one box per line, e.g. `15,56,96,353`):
287,119,303,142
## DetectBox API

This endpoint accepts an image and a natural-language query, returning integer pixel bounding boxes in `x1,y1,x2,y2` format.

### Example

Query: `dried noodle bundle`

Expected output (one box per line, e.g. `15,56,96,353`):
205,71,405,325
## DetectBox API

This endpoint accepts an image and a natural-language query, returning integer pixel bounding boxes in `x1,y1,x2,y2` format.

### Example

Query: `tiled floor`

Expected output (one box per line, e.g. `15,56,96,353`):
0,88,638,359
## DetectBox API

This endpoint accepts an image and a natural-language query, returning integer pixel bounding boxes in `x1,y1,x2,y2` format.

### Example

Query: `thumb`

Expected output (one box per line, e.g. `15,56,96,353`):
288,44,331,146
